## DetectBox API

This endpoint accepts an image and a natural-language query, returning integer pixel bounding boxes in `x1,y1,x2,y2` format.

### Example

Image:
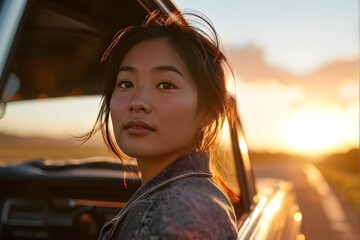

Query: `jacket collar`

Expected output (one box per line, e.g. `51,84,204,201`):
101,151,213,239
131,151,211,202
99,152,212,239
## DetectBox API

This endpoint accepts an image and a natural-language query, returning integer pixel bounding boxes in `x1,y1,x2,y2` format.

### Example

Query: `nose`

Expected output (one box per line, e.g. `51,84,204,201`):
129,101,151,113
128,87,151,114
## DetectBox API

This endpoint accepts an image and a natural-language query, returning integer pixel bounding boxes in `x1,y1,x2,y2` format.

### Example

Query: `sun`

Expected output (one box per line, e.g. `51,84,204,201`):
283,110,342,155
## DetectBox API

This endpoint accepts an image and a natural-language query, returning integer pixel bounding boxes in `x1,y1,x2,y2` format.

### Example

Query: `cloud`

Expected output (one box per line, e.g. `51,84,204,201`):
227,46,295,82
228,45,358,105
229,46,358,154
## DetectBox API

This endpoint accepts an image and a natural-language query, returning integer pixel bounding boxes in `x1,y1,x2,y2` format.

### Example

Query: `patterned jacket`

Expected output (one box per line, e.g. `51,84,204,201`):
98,152,238,240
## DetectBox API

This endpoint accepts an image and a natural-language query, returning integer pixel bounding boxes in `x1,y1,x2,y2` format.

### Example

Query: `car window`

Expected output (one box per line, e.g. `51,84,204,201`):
0,96,114,164
8,3,105,100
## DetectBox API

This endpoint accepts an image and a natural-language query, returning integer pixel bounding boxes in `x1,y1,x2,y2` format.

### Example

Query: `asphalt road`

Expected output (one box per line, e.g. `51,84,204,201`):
253,161,358,240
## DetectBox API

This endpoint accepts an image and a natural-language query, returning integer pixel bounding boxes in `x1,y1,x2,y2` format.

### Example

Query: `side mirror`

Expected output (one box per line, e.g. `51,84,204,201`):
0,73,20,118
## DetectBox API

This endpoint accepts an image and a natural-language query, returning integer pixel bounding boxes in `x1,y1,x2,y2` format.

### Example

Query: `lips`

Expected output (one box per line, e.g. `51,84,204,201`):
124,120,155,135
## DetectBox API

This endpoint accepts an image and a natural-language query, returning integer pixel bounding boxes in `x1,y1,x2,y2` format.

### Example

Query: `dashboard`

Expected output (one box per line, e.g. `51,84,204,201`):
0,160,141,240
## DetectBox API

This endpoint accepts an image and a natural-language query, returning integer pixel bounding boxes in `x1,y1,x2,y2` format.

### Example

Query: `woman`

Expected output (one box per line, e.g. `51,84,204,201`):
87,10,239,240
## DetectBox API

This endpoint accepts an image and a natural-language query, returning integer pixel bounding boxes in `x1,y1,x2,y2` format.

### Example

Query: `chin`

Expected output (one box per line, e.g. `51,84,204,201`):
120,146,156,159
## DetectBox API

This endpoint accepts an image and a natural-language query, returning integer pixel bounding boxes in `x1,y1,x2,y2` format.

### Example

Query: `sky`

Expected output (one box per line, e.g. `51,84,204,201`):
175,0,358,74
174,0,359,155
0,0,358,156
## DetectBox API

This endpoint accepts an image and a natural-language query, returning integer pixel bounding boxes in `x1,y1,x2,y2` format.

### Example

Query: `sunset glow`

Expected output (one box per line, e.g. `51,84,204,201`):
283,106,357,155
283,111,339,154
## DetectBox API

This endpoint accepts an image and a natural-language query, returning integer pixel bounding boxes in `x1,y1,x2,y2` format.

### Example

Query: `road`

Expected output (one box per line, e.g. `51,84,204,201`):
253,161,358,240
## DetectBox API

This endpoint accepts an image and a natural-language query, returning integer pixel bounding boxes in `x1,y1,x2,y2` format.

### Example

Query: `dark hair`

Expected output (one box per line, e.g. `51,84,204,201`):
84,10,239,204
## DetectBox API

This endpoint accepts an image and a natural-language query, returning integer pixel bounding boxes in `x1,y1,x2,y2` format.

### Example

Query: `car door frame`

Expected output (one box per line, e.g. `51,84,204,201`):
0,0,29,115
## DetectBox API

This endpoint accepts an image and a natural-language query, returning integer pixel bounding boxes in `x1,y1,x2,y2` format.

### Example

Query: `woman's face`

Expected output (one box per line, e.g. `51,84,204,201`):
110,38,203,160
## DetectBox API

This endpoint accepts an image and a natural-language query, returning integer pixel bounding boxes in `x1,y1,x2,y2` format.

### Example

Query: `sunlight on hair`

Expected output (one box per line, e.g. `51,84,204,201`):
225,73,236,96
217,118,231,144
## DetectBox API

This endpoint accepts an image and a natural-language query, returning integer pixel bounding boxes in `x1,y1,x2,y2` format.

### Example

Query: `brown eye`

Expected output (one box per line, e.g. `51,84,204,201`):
118,81,134,89
157,82,176,89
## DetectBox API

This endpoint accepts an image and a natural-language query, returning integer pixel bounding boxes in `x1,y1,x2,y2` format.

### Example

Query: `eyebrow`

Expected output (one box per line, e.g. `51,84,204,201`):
153,65,184,78
119,65,135,73
118,65,184,78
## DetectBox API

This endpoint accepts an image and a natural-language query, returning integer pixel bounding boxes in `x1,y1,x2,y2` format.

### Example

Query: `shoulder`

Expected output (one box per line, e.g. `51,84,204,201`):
165,175,235,215
132,176,238,240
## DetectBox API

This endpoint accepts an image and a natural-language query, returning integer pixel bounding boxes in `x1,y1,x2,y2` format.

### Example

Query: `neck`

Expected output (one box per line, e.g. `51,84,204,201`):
136,149,193,186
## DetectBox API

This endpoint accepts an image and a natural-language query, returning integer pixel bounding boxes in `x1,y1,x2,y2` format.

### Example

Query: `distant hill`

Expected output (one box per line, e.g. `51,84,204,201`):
0,132,109,164
248,149,359,171
0,132,72,144
249,151,310,165
0,132,104,146
317,148,359,173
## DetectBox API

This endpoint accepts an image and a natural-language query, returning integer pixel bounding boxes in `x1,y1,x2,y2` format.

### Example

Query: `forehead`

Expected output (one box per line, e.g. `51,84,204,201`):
120,38,186,70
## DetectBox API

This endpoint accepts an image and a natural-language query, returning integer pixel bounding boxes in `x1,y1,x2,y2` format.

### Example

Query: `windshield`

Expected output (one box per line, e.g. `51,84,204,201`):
0,96,113,165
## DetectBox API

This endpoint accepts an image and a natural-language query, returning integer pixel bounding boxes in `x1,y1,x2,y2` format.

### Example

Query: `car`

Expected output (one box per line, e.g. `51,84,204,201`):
0,0,303,239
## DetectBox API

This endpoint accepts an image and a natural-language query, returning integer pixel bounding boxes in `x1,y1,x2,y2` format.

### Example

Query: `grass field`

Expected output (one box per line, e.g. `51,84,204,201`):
0,133,112,165
317,165,359,213
316,148,359,213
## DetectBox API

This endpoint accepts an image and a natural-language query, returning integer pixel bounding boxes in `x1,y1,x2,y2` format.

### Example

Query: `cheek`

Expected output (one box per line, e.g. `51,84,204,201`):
159,94,199,132
109,95,128,126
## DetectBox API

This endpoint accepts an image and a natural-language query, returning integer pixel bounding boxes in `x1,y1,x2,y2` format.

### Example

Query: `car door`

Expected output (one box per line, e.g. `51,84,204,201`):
231,120,303,239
